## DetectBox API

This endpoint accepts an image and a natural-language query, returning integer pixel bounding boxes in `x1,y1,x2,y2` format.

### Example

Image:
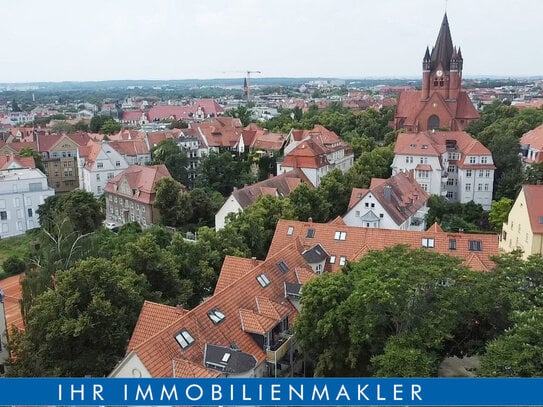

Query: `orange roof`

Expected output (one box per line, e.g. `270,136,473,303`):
348,188,369,210
268,219,499,272
522,185,543,234
520,124,543,164
0,154,35,169
214,256,262,294
104,164,170,205
126,241,310,377
0,273,24,331
109,140,149,156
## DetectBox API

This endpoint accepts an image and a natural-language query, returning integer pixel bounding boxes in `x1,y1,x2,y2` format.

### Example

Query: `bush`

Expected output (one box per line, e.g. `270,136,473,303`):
2,255,27,276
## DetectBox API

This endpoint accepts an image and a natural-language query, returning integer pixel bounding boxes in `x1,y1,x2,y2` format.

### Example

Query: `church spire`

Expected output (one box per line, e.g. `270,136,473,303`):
430,13,454,71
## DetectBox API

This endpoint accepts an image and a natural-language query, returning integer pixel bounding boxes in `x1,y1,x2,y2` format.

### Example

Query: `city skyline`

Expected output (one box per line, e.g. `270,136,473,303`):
2,0,542,83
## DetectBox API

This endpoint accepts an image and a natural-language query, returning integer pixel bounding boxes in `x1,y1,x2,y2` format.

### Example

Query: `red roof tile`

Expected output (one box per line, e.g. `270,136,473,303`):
0,273,24,331
104,164,170,205
214,256,262,294
523,185,543,234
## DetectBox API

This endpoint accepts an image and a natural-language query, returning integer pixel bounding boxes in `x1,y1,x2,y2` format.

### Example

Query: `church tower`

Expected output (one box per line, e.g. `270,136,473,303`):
394,13,478,132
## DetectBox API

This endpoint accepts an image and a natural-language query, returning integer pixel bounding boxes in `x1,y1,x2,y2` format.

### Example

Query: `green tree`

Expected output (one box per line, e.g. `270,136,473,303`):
523,161,543,185
7,258,146,377
289,183,330,222
2,255,26,276
347,145,394,188
225,105,252,126
100,119,121,135
196,151,253,196
154,177,191,227
488,197,513,232
317,168,352,219
18,147,45,173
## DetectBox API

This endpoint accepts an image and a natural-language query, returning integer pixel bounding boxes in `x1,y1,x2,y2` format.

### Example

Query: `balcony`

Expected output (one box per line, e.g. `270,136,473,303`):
266,334,293,364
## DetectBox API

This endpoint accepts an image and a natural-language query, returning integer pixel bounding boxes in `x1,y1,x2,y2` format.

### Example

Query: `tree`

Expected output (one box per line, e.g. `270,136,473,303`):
154,177,191,227
18,147,45,173
488,197,513,232
2,255,26,276
317,168,352,219
289,183,330,222
347,145,394,188
196,151,253,196
100,119,121,135
7,258,146,377
150,138,189,185
89,115,121,134
225,105,252,126
295,245,486,376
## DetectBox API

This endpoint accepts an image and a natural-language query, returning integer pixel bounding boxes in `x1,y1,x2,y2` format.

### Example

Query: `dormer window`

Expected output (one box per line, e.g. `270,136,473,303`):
174,329,195,349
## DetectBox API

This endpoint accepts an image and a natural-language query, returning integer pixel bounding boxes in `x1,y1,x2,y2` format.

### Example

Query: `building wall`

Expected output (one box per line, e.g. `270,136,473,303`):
215,196,243,231
391,154,443,196
0,169,55,238
81,145,129,196
109,352,152,378
499,190,535,258
105,193,154,228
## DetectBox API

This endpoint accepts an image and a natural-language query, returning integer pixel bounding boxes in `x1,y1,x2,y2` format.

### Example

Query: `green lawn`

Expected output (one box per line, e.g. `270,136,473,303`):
0,233,32,276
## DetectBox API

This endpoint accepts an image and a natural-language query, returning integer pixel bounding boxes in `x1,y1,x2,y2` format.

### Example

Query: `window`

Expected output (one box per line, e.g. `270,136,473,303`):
466,170,472,177
96,174,101,181
371,203,375,208
379,213,384,218
27,208,33,218
469,156,476,164
329,255,336,264
287,226,294,236
97,162,104,168
355,210,360,217
421,183,428,191
107,172,114,179
478,184,482,191
277,261,289,273
365,202,369,207
479,170,484,177
115,161,121,167
334,231,347,241
447,179,455,186
465,183,471,192
446,191,454,199
339,256,346,266
174,329,195,349
422,238,435,248
469,240,482,251
449,239,457,250
485,170,491,178
481,157,488,164
306,228,315,238
484,184,489,191
428,115,440,130
448,165,456,173
207,308,226,324
0,211,6,221
256,273,270,287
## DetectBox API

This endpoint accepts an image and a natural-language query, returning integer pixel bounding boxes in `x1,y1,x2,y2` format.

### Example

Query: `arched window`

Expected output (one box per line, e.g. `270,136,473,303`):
428,115,440,130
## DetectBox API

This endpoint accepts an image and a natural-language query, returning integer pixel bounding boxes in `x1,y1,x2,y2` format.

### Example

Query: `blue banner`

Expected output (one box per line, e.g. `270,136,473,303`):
0,378,542,406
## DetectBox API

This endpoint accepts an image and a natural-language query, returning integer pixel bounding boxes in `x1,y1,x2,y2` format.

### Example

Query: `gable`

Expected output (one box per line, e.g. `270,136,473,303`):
50,136,78,152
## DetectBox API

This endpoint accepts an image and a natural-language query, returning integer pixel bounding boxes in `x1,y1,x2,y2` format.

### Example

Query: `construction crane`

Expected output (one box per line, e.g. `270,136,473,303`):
244,70,261,101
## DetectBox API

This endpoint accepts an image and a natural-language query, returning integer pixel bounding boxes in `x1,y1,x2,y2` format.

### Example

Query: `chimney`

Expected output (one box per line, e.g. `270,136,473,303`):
308,217,313,223
383,185,392,202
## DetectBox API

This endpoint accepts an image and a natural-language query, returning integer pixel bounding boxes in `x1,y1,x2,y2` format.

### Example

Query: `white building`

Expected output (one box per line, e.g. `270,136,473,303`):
344,171,430,231
0,167,55,238
78,141,130,196
392,131,495,210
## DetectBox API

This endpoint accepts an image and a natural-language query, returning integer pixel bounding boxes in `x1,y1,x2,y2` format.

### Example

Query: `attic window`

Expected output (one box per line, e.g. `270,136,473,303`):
257,273,270,287
339,256,346,266
207,308,226,324
277,261,290,274
449,239,457,250
422,144,428,149
306,228,315,238
334,231,347,241
469,240,482,252
539,217,543,224
287,226,294,236
410,143,416,148
174,329,195,349
330,255,336,264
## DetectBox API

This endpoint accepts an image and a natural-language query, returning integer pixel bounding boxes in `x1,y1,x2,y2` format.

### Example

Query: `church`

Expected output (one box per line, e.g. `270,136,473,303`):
394,14,479,132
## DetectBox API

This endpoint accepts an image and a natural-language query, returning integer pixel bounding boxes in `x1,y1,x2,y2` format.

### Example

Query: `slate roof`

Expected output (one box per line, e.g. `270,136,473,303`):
203,343,257,374
268,219,499,272
431,13,454,71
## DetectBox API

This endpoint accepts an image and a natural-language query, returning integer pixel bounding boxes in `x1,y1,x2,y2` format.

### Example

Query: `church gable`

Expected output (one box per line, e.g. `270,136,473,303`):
414,93,455,131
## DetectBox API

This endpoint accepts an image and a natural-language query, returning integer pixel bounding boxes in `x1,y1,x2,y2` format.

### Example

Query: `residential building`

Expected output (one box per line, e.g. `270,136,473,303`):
243,123,287,156
520,123,543,165
104,164,170,228
394,14,479,132
215,169,311,230
110,241,312,379
500,185,543,259
78,141,129,196
0,167,55,238
392,131,495,210
37,133,91,192
344,171,429,231
269,219,500,273
108,140,151,166
189,117,246,154
277,125,354,187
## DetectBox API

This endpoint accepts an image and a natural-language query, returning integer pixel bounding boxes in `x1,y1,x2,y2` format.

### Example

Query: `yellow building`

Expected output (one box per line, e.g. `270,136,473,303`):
500,185,543,258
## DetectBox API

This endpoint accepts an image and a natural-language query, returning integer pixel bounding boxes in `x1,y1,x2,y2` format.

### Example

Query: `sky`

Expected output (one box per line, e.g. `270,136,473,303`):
2,0,542,83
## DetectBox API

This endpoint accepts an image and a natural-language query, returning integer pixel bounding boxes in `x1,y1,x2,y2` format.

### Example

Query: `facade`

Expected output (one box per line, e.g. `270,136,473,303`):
78,141,129,196
500,185,543,259
0,167,55,238
104,164,170,228
394,14,479,132
37,133,90,193
343,171,429,231
277,125,354,187
392,131,495,210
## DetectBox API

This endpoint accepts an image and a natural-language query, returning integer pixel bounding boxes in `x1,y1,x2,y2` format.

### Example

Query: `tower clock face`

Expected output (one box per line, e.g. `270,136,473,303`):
436,70,443,77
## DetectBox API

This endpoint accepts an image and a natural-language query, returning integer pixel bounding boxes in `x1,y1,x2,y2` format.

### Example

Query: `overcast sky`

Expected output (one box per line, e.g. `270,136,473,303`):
2,0,542,83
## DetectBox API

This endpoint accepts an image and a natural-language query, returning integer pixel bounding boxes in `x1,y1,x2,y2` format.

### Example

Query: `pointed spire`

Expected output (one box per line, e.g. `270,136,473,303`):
430,13,454,71
457,47,463,60
423,46,431,61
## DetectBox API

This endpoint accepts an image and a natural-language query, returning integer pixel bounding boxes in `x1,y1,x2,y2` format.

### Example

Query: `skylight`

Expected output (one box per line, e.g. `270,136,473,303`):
334,231,347,241
208,308,226,324
257,273,270,287
174,329,195,349
221,353,231,363
306,228,315,238
277,261,290,273
287,226,294,236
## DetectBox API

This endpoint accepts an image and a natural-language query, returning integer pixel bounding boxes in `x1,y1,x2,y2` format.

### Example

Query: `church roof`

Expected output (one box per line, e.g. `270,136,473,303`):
431,13,454,71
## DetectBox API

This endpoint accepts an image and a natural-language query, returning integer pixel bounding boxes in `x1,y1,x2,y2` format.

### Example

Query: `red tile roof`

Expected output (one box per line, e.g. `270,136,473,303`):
125,241,311,377
522,185,543,234
268,219,499,272
214,256,262,294
0,154,35,169
104,164,170,205
109,140,149,156
0,273,24,331
520,124,543,164
0,141,38,153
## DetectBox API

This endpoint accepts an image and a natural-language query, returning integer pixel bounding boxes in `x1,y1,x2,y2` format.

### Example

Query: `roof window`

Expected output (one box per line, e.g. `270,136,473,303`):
257,273,270,287
207,308,226,324
334,231,347,241
277,261,290,274
174,329,195,349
